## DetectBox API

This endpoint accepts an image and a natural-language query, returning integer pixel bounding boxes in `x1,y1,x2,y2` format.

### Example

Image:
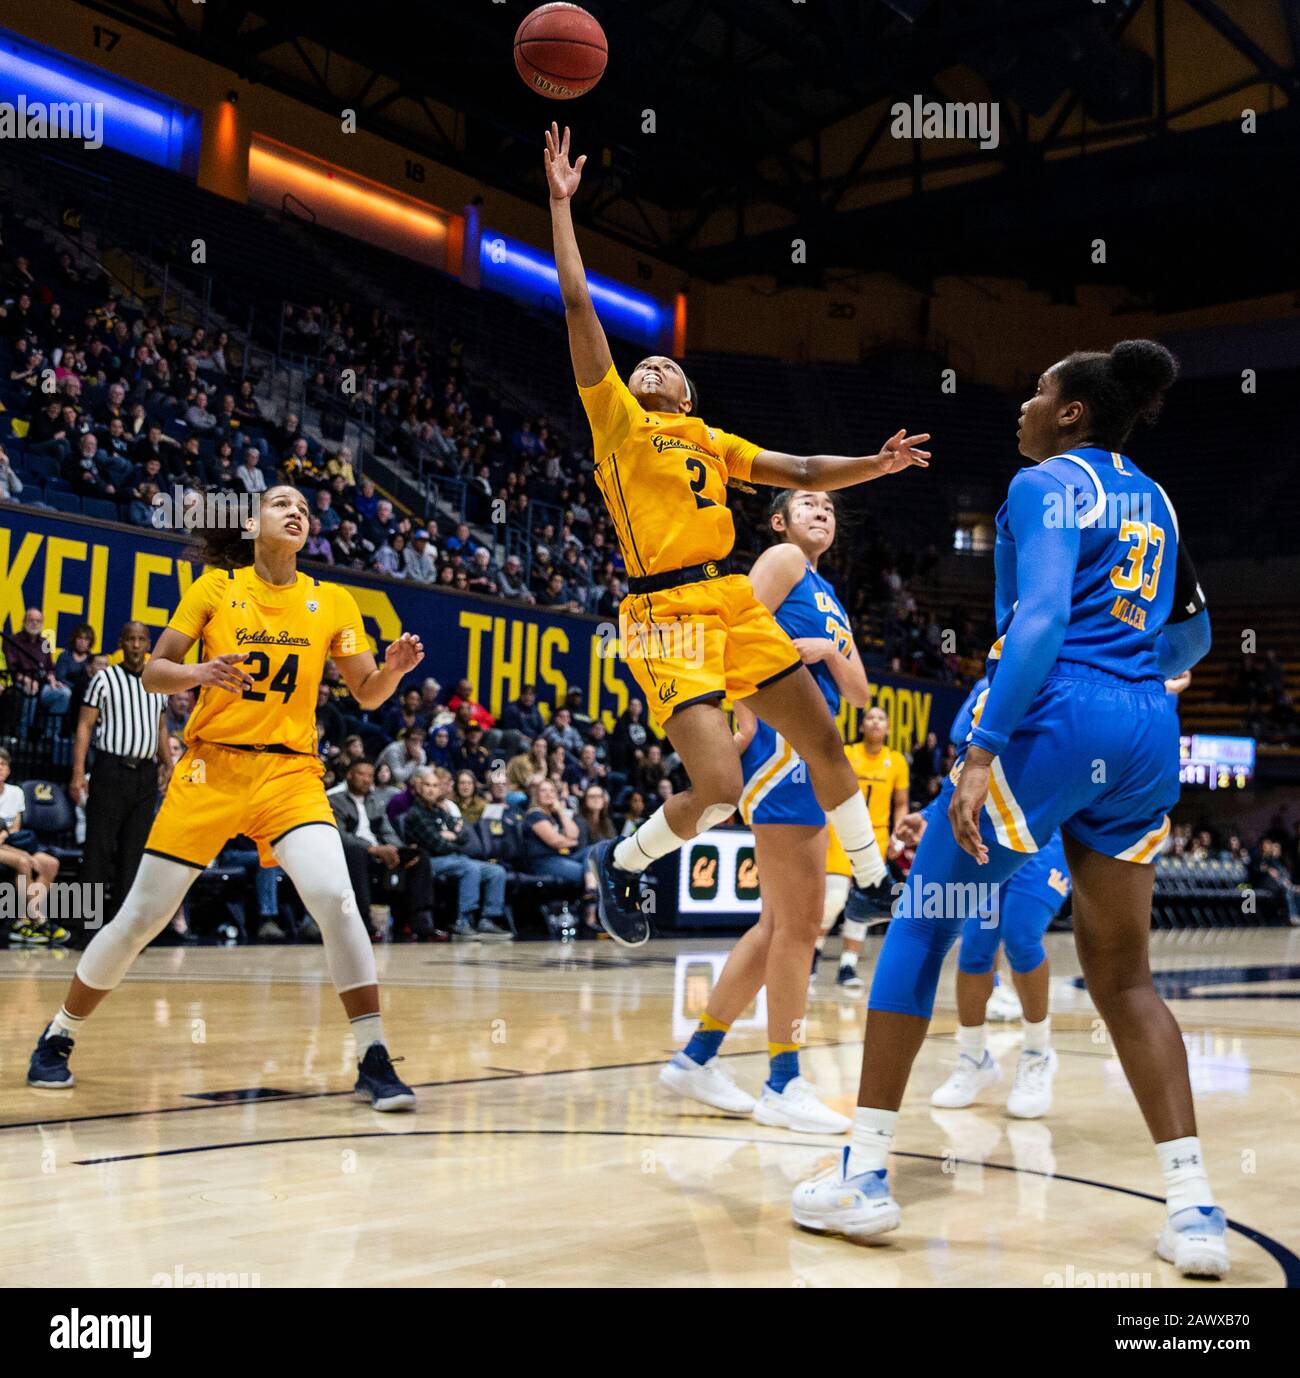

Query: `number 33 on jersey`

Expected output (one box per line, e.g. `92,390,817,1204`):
168,566,366,754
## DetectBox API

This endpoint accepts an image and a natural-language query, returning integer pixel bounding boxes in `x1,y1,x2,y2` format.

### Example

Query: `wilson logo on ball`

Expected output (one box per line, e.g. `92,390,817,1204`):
514,3,608,101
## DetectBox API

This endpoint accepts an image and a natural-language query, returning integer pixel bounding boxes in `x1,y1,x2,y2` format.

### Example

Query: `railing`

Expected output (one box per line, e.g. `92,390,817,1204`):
280,193,317,224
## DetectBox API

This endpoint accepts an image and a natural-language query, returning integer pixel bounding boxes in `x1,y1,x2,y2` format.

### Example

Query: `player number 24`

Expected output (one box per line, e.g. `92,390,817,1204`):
240,652,300,703
1109,520,1165,601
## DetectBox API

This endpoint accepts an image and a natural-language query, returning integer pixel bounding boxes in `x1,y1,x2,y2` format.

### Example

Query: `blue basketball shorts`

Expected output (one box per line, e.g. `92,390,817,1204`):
971,662,1179,865
870,665,1178,1018
738,719,823,828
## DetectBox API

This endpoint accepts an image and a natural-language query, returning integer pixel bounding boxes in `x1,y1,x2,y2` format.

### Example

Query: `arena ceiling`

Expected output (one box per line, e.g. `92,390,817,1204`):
66,0,1300,308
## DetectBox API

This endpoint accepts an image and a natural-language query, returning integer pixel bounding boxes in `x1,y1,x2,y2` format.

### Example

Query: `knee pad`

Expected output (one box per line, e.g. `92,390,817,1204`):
696,801,736,832
957,913,1000,974
841,917,868,944
821,874,849,933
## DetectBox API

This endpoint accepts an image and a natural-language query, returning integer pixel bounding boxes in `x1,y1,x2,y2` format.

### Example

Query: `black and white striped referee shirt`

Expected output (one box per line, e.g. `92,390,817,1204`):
83,664,167,761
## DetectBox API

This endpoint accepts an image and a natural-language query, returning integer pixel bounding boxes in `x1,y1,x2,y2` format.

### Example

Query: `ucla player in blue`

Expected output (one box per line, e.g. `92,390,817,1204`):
660,490,875,1133
896,678,1070,1119
793,341,1229,1279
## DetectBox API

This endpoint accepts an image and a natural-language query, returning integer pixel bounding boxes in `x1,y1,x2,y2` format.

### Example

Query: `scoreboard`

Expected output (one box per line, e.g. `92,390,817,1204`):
1179,734,1255,791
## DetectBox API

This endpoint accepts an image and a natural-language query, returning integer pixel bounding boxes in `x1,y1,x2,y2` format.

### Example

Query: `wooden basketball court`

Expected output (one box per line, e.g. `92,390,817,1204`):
2,930,1297,1288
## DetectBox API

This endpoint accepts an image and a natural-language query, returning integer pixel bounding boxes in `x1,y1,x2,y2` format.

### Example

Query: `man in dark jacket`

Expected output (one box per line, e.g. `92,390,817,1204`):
499,684,544,742
330,759,436,939
402,768,509,940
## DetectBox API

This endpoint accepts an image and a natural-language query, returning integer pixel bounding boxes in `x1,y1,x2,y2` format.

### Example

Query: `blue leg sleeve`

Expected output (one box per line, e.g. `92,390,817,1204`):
869,797,1030,1018
957,908,1001,974
1000,894,1056,974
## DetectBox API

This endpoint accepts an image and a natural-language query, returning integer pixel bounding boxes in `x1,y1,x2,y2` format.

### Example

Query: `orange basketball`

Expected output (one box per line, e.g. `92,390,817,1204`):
514,3,608,101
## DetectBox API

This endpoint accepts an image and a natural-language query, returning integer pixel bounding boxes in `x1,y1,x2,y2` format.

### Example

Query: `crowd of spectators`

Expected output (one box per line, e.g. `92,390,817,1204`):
1167,818,1300,923
0,218,986,679
1235,651,1299,747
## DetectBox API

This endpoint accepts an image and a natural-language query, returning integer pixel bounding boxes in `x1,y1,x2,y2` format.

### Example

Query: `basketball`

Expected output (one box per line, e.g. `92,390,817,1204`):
514,3,608,101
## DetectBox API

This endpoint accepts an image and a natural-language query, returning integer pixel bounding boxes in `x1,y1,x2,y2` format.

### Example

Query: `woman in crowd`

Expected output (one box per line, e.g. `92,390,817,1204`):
453,769,487,826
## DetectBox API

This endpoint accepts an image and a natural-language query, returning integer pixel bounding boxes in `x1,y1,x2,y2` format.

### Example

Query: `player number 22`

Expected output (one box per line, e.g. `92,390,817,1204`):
1109,520,1165,601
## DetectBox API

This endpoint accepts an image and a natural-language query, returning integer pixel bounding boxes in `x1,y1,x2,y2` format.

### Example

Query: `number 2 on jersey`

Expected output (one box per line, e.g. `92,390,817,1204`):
684,458,716,509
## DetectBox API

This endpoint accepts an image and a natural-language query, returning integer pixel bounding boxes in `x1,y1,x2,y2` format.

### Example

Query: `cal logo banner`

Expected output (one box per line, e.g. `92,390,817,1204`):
0,505,964,744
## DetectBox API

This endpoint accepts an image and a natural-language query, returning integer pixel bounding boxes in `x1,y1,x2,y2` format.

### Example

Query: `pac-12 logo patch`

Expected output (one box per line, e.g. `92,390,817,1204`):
306,600,319,613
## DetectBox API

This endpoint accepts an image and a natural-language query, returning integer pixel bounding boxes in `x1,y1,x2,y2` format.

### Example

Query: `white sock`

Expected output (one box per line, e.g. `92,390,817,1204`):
847,1106,896,1176
840,948,860,972
825,794,886,886
350,1013,386,1059
1157,1136,1215,1216
613,808,687,873
50,1006,84,1039
1022,1015,1051,1055
956,1023,988,1062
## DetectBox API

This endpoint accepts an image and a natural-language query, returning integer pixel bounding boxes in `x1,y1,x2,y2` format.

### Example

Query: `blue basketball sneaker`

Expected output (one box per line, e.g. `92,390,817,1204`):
354,1043,415,1111
591,839,649,947
1156,1205,1230,1279
844,876,894,926
791,1146,901,1239
27,1023,75,1088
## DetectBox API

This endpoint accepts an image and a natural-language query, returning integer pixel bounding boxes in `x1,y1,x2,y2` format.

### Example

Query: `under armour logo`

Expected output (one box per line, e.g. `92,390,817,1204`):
231,599,246,610
1170,1154,1200,1170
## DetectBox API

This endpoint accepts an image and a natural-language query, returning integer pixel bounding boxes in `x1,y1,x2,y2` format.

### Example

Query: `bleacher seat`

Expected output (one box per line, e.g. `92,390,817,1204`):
18,780,83,867
45,490,82,515
82,497,118,523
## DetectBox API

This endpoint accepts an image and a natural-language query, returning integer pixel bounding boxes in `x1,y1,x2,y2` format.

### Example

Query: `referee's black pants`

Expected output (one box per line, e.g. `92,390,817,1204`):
81,754,160,926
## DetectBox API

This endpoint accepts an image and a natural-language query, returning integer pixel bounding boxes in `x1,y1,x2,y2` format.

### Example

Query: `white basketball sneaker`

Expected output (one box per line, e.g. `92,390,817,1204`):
1006,1047,1058,1119
659,1053,756,1115
791,1146,901,1239
986,983,1023,1022
1156,1206,1230,1279
754,1077,852,1134
930,1051,1001,1108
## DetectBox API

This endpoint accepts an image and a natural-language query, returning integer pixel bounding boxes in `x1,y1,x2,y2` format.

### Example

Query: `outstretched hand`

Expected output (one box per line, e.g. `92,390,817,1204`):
544,122,586,201
384,632,425,676
875,430,931,475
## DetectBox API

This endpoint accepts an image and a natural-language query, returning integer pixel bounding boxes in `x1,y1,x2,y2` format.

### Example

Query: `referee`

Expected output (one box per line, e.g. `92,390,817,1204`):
70,621,170,926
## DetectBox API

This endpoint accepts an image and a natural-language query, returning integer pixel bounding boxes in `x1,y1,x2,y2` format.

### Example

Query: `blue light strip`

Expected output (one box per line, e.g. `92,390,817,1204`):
0,28,200,172
480,229,667,349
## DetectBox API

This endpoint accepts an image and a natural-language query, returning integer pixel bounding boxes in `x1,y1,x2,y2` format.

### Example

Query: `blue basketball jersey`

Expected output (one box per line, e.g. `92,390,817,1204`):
990,446,1182,684
775,562,851,716
739,560,850,828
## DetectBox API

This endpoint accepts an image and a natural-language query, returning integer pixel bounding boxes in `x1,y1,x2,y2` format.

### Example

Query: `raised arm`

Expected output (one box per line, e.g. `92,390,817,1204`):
545,123,614,388
750,430,931,491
